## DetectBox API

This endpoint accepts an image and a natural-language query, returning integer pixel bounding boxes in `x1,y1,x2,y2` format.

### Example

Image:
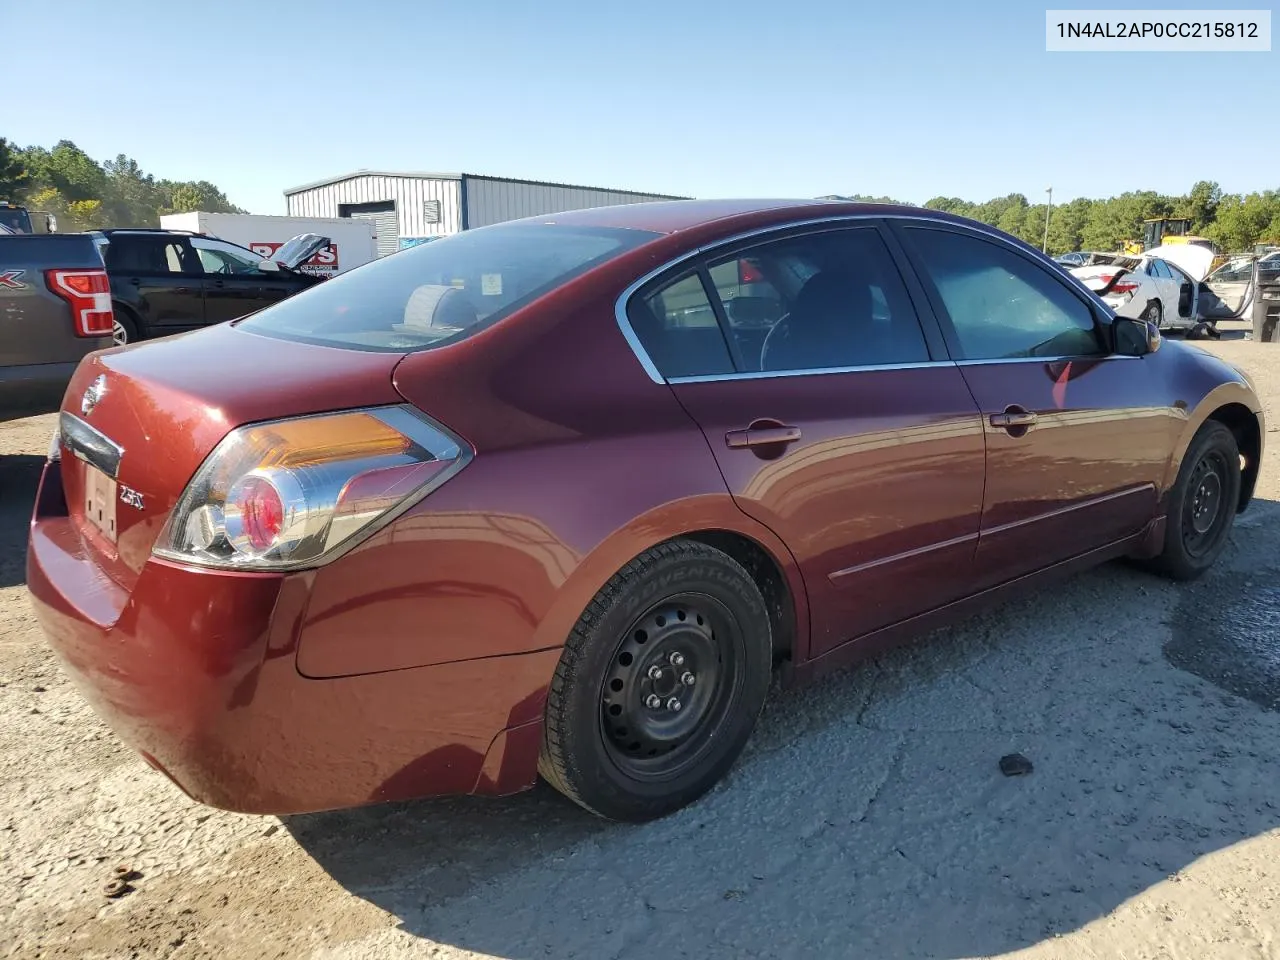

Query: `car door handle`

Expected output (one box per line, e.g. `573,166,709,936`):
989,406,1038,434
725,424,802,449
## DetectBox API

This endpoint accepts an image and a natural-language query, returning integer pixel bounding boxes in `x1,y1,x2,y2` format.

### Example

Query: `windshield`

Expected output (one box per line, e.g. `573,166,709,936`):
238,222,658,352
0,207,32,233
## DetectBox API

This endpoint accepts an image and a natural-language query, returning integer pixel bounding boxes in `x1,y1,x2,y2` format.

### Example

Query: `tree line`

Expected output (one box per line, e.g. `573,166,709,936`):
829,182,1280,255
3,139,1277,254
0,137,243,230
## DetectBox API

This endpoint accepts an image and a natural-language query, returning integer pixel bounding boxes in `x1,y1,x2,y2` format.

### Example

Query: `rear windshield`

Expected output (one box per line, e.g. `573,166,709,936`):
0,208,31,233
237,222,659,352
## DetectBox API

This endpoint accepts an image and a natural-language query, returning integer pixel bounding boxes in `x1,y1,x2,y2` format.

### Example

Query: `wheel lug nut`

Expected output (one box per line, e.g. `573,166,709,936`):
681,672,695,686
666,697,682,712
647,665,663,680
645,694,663,709
668,652,685,667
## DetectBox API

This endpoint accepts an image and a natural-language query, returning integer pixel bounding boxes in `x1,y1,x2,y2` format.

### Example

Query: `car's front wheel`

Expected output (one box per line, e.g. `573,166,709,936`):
539,539,772,821
1151,420,1241,580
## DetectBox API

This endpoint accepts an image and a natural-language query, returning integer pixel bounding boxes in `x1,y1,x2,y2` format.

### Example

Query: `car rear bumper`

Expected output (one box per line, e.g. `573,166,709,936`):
0,361,79,421
26,462,556,815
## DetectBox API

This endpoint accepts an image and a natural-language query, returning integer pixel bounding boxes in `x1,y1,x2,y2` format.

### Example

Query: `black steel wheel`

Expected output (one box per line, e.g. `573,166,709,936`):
540,540,773,821
1151,420,1241,581
599,593,743,779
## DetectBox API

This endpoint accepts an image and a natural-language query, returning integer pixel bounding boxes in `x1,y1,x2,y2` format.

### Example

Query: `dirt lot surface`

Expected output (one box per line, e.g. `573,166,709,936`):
3,330,1279,960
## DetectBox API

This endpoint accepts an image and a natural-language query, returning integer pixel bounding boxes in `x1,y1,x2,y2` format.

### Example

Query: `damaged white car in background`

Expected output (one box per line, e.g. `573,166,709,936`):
1069,244,1214,333
1070,244,1273,337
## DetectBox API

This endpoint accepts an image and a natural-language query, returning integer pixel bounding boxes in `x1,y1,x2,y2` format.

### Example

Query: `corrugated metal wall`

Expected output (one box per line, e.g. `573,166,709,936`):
463,178,678,229
285,175,462,239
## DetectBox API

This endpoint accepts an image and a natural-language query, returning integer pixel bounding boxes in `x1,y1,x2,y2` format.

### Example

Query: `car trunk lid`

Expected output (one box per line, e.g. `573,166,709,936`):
56,323,405,591
270,233,331,270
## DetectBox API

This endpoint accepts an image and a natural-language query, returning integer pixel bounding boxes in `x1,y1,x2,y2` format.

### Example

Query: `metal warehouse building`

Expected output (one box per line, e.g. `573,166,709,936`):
284,171,686,256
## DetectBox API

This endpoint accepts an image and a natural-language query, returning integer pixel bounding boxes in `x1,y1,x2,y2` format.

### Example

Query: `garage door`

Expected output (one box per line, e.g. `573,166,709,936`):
349,210,400,257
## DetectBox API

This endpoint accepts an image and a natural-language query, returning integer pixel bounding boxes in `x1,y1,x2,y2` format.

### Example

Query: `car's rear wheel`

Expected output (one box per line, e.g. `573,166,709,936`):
1150,420,1240,581
539,539,772,821
1141,300,1163,329
112,310,138,347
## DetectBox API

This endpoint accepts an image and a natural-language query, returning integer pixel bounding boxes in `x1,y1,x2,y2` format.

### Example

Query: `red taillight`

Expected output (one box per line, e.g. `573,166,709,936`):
44,269,114,337
227,475,285,552
738,259,764,284
1097,273,1139,296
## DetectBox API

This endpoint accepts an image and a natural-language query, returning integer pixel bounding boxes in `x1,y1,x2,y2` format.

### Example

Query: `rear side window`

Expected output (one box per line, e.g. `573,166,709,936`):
238,223,658,352
631,227,930,379
104,237,196,275
904,228,1103,361
631,274,736,379
716,229,928,372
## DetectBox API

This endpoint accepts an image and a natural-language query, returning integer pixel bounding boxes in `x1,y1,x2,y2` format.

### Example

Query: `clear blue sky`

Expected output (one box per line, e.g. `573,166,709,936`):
6,0,1275,213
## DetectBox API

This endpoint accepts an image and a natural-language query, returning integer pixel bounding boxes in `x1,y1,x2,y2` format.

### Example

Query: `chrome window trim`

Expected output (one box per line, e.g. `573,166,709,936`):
669,360,950,384
667,353,1139,384
613,212,1121,385
954,353,1139,367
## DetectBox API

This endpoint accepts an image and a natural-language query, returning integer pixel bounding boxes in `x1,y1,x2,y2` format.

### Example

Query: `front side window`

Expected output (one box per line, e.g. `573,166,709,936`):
192,237,263,275
904,228,1103,361
239,223,657,352
1207,258,1254,284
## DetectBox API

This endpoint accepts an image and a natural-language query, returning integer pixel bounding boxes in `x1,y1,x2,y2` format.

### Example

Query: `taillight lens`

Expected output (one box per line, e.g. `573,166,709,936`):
44,269,114,337
153,405,470,571
1111,281,1139,295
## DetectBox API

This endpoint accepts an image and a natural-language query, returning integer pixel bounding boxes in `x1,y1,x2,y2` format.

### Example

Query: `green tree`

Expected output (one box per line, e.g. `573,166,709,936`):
1207,192,1280,251
1178,180,1222,232
159,179,244,215
101,154,160,226
23,140,106,202
0,137,26,198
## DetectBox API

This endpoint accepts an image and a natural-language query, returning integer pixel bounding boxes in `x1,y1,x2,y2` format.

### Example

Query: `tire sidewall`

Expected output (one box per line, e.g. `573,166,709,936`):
562,547,771,820
1162,421,1240,578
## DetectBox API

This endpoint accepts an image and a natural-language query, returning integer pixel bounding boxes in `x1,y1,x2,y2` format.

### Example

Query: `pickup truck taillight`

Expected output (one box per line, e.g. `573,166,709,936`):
44,268,114,337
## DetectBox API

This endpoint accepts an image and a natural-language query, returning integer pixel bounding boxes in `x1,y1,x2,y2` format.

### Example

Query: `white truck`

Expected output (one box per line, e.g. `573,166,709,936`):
157,212,378,277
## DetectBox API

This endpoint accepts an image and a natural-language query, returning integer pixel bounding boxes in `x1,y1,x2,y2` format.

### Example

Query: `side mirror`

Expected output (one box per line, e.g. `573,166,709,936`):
257,259,282,273
1113,317,1161,356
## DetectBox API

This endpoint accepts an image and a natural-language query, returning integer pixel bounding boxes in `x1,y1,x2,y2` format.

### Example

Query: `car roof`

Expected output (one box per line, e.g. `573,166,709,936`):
513,198,945,235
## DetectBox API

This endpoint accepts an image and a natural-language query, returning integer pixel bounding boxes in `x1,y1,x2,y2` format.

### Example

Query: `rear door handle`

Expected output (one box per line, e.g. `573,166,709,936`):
989,406,1038,434
725,424,802,449
989,412,1037,427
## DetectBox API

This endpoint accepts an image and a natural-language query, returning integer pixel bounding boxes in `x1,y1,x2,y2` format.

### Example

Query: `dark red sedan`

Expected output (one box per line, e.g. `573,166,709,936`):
27,200,1264,822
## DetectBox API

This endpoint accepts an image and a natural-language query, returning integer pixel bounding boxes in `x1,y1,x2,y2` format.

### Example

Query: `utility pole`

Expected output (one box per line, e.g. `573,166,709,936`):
1042,186,1053,253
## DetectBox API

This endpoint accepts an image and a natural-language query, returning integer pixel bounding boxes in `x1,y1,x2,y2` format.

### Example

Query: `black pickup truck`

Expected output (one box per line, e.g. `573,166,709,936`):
1,234,114,421
91,229,328,344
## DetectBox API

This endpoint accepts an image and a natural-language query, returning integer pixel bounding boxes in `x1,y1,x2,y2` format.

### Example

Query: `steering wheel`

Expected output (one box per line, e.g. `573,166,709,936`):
758,311,793,370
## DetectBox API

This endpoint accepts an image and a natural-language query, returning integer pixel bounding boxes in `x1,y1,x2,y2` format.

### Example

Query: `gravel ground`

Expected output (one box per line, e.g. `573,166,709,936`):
2,329,1279,960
